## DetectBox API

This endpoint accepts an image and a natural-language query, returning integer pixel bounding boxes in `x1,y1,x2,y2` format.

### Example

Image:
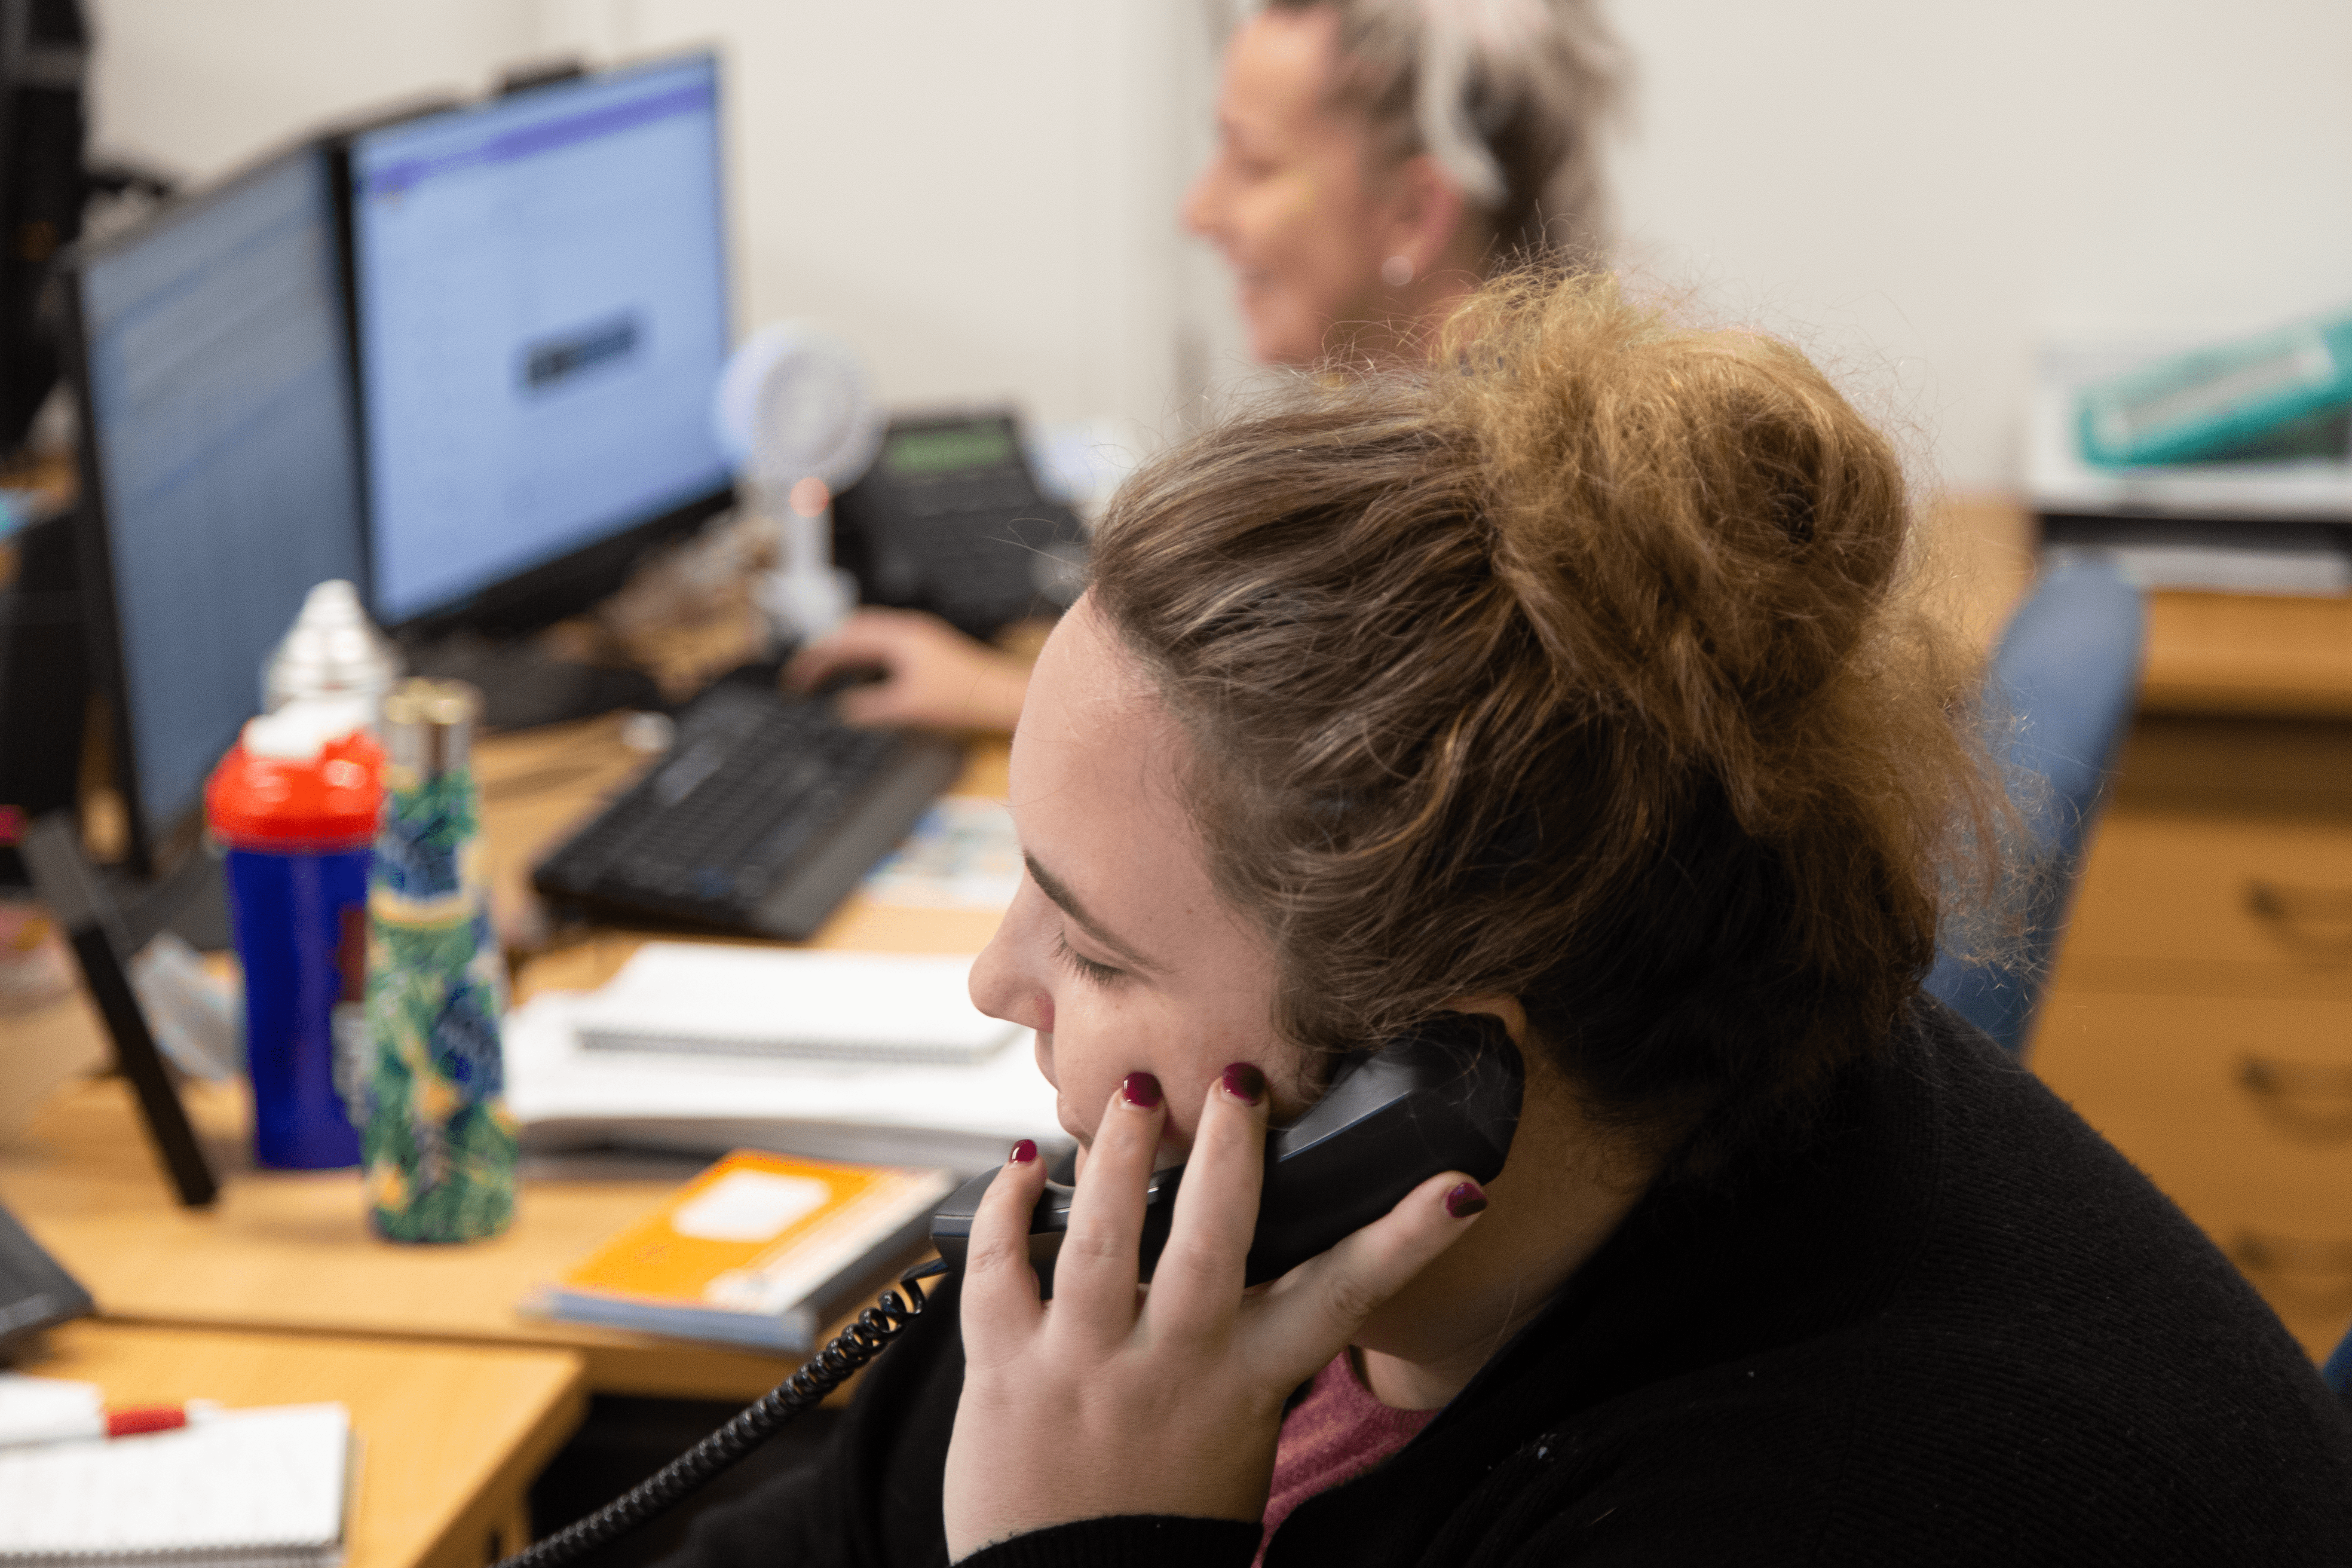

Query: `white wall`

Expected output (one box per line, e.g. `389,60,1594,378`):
1607,0,2352,489
82,1,2352,489
83,2,541,168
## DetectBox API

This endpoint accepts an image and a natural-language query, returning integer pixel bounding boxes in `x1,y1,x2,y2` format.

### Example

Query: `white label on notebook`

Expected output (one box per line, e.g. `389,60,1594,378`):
671,1170,832,1242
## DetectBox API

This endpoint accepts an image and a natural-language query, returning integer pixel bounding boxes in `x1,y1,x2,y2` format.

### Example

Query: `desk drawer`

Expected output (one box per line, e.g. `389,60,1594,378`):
2061,809,2352,986
2032,989,2352,1358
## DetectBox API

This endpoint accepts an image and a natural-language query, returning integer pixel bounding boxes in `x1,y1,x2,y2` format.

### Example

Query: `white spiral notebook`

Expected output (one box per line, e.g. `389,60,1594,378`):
0,1403,355,1566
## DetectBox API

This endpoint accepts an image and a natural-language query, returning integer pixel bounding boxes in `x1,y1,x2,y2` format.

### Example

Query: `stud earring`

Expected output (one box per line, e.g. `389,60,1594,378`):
1380,254,1415,289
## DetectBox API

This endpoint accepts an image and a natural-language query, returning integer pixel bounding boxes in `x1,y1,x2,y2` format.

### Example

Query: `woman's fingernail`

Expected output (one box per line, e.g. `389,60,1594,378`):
1221,1062,1266,1104
1121,1072,1163,1109
1008,1138,1037,1165
1445,1181,1488,1219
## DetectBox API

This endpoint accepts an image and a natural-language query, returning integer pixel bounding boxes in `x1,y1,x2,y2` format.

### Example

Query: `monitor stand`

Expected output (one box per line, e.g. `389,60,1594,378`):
20,814,218,1208
400,629,665,733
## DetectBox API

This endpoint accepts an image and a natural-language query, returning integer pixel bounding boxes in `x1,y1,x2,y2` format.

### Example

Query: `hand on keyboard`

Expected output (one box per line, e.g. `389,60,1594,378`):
785,608,1031,733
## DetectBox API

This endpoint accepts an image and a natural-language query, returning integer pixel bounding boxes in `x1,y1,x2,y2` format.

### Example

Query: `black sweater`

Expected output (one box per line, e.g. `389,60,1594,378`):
664,998,2352,1566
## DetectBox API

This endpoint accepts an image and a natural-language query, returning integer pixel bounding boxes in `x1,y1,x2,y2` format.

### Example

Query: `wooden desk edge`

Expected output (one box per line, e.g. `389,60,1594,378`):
81,1307,797,1402
420,1361,591,1568
2138,675,2352,722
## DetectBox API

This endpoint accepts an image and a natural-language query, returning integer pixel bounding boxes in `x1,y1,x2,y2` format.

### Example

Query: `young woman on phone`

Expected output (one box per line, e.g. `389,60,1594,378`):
672,273,2352,1567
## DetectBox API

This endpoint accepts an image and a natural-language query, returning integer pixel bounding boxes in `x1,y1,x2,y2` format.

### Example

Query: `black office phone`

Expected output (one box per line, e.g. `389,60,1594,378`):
831,411,1089,640
498,1012,1522,1568
930,1011,1524,1296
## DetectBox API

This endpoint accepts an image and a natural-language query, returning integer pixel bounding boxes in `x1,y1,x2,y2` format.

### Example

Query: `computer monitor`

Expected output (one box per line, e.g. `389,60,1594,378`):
348,53,734,632
65,141,366,873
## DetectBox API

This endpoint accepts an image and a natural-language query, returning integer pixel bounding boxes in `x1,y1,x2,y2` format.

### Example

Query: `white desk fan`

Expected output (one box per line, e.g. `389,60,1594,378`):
712,324,883,645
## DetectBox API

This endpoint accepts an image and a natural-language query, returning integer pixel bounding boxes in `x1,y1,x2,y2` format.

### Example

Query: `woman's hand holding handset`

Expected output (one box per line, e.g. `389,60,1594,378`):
942,1063,1487,1561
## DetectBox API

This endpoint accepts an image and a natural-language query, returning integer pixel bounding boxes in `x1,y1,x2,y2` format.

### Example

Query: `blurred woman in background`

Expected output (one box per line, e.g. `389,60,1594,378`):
1186,0,1619,366
786,0,1623,732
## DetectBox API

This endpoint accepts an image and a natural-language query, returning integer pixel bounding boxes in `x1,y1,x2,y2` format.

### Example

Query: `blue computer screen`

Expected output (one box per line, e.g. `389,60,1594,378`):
352,55,732,625
79,146,365,846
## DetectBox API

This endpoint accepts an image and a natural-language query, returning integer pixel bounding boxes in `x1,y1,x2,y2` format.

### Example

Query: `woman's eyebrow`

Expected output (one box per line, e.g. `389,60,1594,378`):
1023,853,1159,974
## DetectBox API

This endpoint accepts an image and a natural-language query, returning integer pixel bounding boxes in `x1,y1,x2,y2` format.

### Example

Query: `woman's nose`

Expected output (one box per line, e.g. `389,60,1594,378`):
970,893,1054,1035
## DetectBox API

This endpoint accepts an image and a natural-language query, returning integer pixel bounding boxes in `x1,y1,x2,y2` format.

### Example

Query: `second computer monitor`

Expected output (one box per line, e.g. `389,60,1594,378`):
69,142,365,870
350,53,733,629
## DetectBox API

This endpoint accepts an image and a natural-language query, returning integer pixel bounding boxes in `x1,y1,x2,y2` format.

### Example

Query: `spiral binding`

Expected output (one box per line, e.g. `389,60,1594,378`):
494,1260,946,1568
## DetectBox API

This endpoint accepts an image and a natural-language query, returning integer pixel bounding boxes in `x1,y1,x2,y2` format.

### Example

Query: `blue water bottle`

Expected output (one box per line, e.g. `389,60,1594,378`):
205,700,384,1169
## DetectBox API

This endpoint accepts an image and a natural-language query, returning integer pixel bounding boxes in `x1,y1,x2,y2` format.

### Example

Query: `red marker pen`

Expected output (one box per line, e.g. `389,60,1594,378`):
0,1403,195,1448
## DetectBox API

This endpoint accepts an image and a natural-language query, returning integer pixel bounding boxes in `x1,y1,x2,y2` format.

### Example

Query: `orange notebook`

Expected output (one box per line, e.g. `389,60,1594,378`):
541,1150,955,1351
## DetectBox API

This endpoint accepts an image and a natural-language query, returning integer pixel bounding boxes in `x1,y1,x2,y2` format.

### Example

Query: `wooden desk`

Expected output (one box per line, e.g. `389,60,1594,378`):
17,1320,585,1568
0,730,1012,1400
2139,592,2352,719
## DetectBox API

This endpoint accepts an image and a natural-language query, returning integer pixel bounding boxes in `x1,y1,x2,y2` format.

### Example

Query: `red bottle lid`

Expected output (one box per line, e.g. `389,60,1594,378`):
205,705,385,851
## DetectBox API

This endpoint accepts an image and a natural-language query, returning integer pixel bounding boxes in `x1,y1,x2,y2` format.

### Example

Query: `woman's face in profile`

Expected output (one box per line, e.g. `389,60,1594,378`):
1184,9,1397,366
967,597,1311,1169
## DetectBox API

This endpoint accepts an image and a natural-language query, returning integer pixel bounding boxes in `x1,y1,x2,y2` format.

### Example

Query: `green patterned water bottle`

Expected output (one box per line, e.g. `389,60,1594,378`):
359,680,516,1242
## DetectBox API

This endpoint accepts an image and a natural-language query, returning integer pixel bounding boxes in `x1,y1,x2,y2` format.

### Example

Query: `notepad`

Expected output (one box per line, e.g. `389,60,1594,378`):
0,1403,354,1565
538,1149,954,1351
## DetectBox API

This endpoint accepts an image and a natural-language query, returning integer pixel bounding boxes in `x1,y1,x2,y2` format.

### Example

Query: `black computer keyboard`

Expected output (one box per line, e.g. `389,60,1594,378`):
530,682,963,939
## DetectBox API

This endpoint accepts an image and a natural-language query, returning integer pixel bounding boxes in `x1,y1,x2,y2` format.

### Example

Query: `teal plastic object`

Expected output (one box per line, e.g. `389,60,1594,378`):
2076,312,2352,468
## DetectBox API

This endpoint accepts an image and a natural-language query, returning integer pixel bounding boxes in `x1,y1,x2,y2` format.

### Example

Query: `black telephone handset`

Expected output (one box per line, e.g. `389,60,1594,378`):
502,1014,1521,1568
929,1011,1524,1297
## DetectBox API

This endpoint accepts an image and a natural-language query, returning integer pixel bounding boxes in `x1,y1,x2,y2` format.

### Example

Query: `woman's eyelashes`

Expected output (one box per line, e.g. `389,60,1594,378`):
1051,928,1125,987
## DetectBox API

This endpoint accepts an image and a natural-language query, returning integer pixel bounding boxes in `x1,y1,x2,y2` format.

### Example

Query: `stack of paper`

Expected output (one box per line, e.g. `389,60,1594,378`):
571,945,1020,1065
504,945,1066,1173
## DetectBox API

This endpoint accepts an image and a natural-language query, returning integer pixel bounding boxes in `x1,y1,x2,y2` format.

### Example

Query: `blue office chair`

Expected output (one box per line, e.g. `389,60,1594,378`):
1923,557,2146,1059
2325,1319,2352,1410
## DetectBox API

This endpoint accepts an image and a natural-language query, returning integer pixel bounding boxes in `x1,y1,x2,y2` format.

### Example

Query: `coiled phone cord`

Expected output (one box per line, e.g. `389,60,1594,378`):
494,1259,949,1568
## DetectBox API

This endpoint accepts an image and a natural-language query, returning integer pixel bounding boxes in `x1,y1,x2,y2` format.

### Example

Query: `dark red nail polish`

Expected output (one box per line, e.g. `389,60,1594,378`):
1445,1181,1488,1219
1222,1063,1266,1104
1121,1072,1163,1109
1008,1138,1037,1165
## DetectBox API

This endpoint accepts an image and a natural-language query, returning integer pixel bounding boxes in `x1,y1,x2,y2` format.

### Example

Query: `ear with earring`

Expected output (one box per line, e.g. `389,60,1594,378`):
1380,254,1415,290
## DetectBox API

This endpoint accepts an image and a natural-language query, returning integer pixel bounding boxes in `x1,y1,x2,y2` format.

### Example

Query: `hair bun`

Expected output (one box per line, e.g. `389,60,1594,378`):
1442,278,1911,789
1090,269,2002,1172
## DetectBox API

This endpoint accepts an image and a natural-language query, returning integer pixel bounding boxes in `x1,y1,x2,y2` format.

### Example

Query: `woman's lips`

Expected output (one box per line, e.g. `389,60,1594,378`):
1034,1031,1087,1148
